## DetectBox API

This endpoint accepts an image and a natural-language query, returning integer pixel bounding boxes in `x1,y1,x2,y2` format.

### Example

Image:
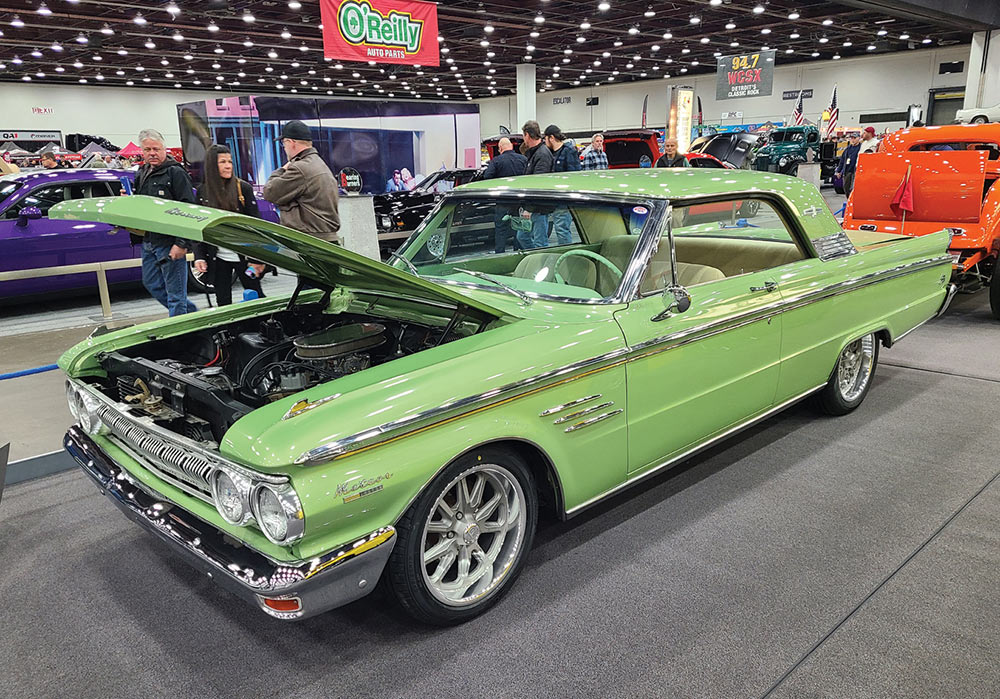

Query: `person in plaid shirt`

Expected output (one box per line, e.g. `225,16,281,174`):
581,133,609,170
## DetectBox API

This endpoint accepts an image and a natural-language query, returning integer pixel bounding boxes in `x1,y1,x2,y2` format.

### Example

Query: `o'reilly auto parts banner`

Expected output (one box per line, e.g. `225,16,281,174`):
716,50,776,100
320,0,439,67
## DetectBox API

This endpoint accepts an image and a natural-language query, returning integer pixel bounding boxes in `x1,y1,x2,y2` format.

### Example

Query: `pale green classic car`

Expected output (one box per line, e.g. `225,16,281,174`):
53,169,954,625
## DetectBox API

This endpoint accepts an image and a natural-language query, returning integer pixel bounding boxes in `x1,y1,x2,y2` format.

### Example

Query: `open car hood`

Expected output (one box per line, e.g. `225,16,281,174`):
48,195,507,318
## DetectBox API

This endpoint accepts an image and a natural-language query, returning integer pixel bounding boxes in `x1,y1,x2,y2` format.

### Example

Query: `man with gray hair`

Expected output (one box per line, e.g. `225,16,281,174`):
131,127,197,315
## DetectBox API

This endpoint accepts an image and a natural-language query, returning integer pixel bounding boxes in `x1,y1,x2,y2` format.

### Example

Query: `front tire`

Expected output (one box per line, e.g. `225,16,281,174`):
387,447,537,625
816,333,879,415
972,116,989,125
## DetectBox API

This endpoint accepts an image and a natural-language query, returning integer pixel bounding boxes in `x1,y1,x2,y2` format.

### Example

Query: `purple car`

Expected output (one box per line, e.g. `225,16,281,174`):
0,169,280,303
0,169,142,302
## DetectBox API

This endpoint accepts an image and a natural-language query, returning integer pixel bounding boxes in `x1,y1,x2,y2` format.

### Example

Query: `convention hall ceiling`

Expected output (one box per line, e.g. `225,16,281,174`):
0,0,976,99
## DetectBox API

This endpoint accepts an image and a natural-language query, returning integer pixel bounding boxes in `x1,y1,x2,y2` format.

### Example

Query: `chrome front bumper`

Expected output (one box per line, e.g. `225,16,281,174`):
937,283,958,318
64,427,395,621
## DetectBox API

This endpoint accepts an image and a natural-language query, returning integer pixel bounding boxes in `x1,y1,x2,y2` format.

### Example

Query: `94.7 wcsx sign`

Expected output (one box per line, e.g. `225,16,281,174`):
320,0,439,66
716,50,776,100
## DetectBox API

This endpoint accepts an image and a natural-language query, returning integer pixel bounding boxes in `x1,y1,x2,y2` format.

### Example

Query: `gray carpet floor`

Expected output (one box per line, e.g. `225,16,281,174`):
1,295,998,699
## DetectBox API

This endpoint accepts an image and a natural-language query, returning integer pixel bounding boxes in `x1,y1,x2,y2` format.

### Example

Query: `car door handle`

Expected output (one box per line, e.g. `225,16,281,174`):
750,281,777,293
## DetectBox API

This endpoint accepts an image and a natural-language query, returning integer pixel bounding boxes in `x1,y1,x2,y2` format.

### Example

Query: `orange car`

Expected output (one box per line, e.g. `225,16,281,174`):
843,124,1000,316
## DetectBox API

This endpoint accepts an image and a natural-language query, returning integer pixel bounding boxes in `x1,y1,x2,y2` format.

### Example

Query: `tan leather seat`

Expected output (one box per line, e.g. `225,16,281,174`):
513,253,597,290
673,236,803,277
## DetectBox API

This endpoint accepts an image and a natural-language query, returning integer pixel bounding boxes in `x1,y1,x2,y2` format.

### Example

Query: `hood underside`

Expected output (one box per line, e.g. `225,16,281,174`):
48,195,506,318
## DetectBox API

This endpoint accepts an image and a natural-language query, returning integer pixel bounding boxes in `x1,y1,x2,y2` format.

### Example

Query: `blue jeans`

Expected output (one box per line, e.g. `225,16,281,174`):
552,208,573,246
142,242,197,316
528,213,549,249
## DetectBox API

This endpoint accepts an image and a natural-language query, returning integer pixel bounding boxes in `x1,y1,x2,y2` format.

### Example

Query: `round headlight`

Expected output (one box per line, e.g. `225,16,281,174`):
66,382,80,419
212,470,250,525
77,390,105,435
256,486,288,543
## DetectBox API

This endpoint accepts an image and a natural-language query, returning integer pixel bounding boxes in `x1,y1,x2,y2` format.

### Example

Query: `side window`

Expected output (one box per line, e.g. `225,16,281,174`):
91,181,122,196
641,198,807,294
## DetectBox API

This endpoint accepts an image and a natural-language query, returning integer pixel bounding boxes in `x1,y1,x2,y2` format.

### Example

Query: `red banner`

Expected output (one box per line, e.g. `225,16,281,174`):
320,0,440,67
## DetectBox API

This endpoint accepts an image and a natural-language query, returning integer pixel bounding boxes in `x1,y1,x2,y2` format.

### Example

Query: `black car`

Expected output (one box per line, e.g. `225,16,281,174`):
688,132,762,169
374,168,483,255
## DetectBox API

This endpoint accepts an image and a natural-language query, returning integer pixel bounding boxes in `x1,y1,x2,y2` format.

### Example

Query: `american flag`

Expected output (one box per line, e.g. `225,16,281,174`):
791,90,805,125
825,85,839,137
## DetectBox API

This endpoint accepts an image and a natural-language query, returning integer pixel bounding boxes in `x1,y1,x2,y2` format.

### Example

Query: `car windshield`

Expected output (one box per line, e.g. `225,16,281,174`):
769,131,804,143
392,196,660,302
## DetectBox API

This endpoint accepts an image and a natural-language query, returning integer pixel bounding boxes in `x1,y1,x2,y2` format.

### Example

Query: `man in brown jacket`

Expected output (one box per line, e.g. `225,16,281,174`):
263,120,341,244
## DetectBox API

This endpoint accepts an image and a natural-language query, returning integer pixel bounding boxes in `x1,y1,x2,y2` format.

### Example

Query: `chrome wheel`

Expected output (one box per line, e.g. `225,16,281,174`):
421,464,526,607
837,334,876,402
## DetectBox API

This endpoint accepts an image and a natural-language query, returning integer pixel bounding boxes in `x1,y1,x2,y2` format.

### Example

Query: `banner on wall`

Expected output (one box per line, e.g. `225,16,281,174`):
716,50,776,100
319,0,440,66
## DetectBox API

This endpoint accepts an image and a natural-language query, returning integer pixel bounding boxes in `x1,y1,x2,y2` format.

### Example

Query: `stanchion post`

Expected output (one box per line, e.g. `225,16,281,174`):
96,262,113,321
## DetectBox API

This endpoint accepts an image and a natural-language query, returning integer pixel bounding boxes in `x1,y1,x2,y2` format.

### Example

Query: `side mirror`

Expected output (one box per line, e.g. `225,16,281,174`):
16,206,43,227
652,284,691,321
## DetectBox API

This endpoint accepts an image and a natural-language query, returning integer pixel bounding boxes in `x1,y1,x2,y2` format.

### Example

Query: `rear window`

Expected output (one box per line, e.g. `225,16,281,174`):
605,139,657,168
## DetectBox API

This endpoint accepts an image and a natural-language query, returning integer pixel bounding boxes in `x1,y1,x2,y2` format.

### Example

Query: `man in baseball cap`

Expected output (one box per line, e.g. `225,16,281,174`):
860,126,880,154
263,120,342,244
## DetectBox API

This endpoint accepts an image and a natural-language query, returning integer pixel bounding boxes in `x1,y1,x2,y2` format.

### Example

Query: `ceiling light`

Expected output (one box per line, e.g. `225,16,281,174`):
843,41,852,47
833,54,841,60
207,22,219,32
299,44,308,51
899,33,910,39
165,3,180,16
526,44,535,52
644,8,655,17
710,0,723,5
822,19,833,26
629,26,640,35
484,24,494,33
877,29,888,36
811,51,819,57
480,39,489,47
614,40,623,46
662,32,673,39
752,4,765,14
145,40,156,49
922,38,932,44
598,2,610,10
788,11,800,20
36,4,52,16
564,48,574,54
184,53,193,60
56,66,65,72
30,49,42,58
117,48,128,56
700,37,710,43
651,44,660,51
725,22,736,30
681,47,690,53
281,28,292,39
790,32,800,39
243,12,255,23
10,16,24,28
868,44,876,50
690,16,701,24
268,50,278,58
785,48,793,53
172,32,184,41
76,34,89,44
819,37,828,43
576,36,586,43
761,28,771,34
11,56,22,64
243,38,254,47
93,55,103,61
50,42,62,52
530,30,540,38
288,0,302,8
534,14,545,24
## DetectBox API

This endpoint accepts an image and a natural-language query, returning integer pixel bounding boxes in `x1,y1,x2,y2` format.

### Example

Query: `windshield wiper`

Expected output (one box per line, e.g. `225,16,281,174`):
454,268,533,305
387,251,420,276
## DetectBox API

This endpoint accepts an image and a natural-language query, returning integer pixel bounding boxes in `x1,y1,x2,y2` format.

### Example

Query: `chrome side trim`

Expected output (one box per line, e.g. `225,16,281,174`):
296,254,950,466
565,383,827,515
936,282,958,318
553,402,615,425
294,347,631,464
539,394,602,417
628,254,952,362
564,409,624,433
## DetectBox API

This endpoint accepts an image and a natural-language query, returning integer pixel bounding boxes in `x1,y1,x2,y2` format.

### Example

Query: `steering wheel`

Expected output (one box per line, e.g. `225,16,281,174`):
554,249,623,288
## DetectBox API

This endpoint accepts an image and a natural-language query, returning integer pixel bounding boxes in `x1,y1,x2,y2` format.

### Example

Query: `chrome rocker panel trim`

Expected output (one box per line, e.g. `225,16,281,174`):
65,427,395,621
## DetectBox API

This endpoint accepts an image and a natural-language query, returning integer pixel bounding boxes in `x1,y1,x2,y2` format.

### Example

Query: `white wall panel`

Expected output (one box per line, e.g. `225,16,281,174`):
477,46,970,138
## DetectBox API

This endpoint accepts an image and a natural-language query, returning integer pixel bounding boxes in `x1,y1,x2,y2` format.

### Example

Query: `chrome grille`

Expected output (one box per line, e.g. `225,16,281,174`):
96,403,215,503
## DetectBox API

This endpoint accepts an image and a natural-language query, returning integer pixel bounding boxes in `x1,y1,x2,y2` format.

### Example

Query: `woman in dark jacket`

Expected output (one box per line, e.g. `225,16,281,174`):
193,144,265,306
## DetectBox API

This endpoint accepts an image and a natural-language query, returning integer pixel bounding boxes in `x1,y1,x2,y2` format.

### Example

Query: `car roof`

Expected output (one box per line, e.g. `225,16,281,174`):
881,123,1000,149
457,168,840,242
1,168,133,186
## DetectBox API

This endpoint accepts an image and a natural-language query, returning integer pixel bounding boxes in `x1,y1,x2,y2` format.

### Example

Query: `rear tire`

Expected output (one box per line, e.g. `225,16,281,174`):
989,257,1000,320
972,116,989,125
386,447,537,625
816,333,879,415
